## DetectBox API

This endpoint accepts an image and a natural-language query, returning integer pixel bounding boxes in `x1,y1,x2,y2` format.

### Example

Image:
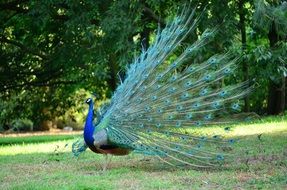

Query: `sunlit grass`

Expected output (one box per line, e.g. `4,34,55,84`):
0,134,81,145
0,134,81,155
184,114,287,139
0,140,73,155
228,115,287,137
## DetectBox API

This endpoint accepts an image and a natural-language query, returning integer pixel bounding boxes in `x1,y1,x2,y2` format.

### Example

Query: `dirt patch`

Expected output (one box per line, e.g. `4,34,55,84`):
236,172,258,183
117,178,141,190
237,154,285,165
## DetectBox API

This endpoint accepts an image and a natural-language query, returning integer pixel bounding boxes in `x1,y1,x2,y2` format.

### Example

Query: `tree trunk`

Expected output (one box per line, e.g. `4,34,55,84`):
268,78,285,114
267,21,285,114
108,53,118,92
140,24,150,50
140,3,152,50
238,0,250,112
285,77,287,110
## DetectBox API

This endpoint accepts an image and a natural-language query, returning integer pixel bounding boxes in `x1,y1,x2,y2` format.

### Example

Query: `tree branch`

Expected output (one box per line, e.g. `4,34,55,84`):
0,36,48,59
142,6,165,26
1,79,84,91
0,0,29,13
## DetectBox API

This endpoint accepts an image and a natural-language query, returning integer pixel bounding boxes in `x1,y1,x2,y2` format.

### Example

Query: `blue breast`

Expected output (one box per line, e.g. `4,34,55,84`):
83,101,95,147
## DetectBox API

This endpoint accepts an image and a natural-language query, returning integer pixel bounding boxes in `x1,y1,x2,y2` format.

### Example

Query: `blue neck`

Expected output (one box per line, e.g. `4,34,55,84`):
83,101,95,147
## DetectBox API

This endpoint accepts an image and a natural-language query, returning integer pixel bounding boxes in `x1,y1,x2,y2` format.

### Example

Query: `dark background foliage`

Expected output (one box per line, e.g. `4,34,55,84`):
0,0,286,131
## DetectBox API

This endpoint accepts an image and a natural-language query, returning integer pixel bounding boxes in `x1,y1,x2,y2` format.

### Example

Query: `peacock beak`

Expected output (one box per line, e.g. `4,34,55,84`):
85,98,92,104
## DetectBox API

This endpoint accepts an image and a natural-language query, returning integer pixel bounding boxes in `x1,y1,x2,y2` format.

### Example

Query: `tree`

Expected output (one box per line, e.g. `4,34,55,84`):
1,0,286,131
0,0,109,127
253,0,287,114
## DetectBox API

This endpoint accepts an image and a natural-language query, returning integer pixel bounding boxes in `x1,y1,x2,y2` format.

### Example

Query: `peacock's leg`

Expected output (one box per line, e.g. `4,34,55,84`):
102,154,108,171
102,154,113,171
107,155,113,167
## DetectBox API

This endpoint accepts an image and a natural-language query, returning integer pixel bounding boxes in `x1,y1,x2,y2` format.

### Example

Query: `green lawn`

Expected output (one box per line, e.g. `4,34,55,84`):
0,134,80,146
0,116,286,190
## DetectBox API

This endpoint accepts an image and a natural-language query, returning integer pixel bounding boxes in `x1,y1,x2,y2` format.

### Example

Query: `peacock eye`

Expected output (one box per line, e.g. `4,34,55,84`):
86,98,91,104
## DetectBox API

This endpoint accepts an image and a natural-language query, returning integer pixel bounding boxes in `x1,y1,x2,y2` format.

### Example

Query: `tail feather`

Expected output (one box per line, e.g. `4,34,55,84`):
72,139,88,157
92,6,253,167
108,127,232,167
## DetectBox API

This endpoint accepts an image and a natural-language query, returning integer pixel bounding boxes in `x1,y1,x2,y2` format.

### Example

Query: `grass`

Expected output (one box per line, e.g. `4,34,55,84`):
0,115,286,190
0,134,80,146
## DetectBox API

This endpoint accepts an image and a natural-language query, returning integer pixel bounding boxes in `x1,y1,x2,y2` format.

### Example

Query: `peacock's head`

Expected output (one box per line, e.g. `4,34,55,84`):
85,98,92,105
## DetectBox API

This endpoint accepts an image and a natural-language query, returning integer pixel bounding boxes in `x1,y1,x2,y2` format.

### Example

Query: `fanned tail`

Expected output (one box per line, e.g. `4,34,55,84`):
98,6,254,167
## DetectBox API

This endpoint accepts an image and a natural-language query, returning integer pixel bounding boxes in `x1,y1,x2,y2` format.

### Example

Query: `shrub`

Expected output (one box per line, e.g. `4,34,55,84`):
11,118,34,131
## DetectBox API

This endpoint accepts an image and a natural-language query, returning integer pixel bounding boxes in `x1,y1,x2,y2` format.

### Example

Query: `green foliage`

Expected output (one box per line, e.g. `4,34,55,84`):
253,0,287,82
11,118,33,131
0,0,110,127
0,0,287,130
254,0,287,37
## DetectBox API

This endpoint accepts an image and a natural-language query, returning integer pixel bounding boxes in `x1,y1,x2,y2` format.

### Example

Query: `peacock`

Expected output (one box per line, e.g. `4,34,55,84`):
72,6,253,169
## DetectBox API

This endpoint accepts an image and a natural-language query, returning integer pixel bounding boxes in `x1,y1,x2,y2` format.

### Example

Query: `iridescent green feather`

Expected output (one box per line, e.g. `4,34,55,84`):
72,139,88,157
75,5,254,168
